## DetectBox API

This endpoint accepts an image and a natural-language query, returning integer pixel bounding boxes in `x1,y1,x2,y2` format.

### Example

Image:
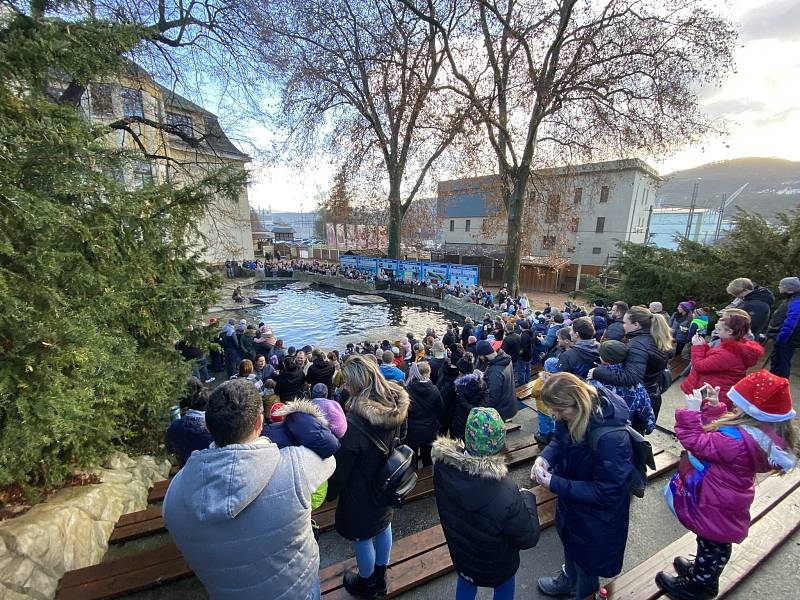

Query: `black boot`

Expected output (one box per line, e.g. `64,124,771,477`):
672,557,719,597
374,565,388,597
655,571,717,600
343,568,378,599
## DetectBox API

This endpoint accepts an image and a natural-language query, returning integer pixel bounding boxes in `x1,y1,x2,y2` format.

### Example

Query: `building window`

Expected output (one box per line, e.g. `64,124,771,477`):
166,111,193,137
569,216,579,232
90,84,113,116
542,235,556,250
132,160,153,189
592,247,602,254
545,193,559,224
465,219,471,232
595,216,605,233
121,87,143,118
449,219,454,232
600,185,609,203
574,187,583,204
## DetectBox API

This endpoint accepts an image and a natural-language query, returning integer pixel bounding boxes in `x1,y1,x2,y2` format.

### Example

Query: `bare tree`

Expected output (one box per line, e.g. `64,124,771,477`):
404,0,736,294
248,0,470,258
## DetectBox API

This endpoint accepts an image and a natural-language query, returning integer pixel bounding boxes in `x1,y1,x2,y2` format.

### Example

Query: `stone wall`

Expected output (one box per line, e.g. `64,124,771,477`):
0,453,170,599
291,272,499,322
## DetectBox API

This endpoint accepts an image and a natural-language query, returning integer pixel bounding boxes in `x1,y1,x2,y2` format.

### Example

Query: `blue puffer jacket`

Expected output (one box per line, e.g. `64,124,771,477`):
769,292,800,347
540,387,633,577
263,399,340,458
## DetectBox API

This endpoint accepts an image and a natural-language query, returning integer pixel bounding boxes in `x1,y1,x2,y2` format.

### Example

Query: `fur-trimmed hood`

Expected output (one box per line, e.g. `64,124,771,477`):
272,398,329,428
455,370,484,387
347,383,410,429
432,436,507,480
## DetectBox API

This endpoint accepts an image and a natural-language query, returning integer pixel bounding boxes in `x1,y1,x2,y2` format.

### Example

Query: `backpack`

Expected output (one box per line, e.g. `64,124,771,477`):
589,424,656,498
348,417,418,508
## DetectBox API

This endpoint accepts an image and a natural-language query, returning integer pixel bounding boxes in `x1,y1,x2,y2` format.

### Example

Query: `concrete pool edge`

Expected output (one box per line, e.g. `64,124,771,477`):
286,271,501,323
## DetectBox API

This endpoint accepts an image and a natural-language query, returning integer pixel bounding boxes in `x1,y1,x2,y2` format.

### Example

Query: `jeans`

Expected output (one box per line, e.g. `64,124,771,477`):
516,361,531,385
770,343,795,378
355,525,393,577
564,554,599,600
224,348,241,379
537,410,556,435
455,574,515,600
413,445,433,468
192,357,211,381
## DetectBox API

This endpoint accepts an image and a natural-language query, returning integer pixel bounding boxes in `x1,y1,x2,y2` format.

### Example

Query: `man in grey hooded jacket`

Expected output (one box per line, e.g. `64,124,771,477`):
163,379,335,600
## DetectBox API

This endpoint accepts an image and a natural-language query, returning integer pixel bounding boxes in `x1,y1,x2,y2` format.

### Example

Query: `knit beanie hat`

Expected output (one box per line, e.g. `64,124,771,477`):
468,335,477,344
600,340,629,365
679,300,695,312
311,383,328,399
269,402,286,423
727,370,796,422
779,276,800,294
464,407,505,457
476,340,494,356
543,357,560,373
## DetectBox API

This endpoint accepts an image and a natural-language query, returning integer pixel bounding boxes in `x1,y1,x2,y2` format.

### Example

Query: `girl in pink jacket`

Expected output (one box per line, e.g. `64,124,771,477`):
659,370,798,600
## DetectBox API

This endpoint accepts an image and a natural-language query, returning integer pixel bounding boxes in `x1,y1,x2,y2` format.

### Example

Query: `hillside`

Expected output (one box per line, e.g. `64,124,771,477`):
658,157,800,218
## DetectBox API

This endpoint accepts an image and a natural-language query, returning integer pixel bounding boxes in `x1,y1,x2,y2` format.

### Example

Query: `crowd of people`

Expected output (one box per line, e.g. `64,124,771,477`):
166,274,800,600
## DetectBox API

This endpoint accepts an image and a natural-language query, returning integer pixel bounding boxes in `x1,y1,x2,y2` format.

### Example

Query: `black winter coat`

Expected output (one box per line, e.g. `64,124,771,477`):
406,379,445,448
327,386,410,540
461,324,474,346
451,371,488,440
739,286,774,337
306,358,335,395
437,365,459,436
481,351,517,420
274,366,306,402
429,357,446,384
519,330,534,362
557,340,600,379
540,388,633,577
592,327,670,390
501,332,522,362
433,437,539,587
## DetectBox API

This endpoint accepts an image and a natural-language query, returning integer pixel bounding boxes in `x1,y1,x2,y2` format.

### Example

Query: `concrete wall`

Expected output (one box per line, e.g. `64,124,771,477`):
292,271,499,322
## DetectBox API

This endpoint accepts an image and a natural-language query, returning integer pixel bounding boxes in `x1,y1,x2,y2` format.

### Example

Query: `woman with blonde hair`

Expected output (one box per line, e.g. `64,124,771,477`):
327,355,410,598
588,306,673,419
531,373,634,600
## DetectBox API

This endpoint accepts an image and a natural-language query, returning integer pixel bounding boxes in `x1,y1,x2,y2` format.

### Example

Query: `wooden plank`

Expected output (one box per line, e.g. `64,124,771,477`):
116,505,162,528
56,544,187,596
148,480,169,504
604,469,800,600
504,422,521,433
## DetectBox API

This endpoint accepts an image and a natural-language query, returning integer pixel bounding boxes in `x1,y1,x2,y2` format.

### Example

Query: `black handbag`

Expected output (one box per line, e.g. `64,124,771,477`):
349,416,418,508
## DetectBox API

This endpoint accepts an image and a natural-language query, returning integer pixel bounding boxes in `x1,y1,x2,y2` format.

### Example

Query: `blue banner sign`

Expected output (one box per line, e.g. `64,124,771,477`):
356,256,378,274
340,255,358,269
421,262,450,285
449,265,480,287
377,258,400,273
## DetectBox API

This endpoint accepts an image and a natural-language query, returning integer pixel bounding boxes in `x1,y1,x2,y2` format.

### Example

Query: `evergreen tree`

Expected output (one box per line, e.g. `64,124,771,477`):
581,210,800,310
0,9,244,493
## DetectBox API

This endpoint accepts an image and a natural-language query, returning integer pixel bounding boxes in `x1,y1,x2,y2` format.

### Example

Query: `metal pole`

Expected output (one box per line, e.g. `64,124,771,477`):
643,205,653,245
684,179,701,240
714,194,727,242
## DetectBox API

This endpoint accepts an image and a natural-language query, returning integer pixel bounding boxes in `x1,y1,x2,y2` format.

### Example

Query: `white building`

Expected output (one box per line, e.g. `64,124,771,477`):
83,64,254,263
437,159,660,267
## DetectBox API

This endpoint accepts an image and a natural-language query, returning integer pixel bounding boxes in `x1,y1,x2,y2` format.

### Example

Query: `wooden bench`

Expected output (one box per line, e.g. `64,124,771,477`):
602,467,800,599
58,446,677,600
112,430,537,545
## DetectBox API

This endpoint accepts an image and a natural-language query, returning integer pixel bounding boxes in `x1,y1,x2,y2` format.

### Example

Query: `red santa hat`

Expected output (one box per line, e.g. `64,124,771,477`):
726,370,796,423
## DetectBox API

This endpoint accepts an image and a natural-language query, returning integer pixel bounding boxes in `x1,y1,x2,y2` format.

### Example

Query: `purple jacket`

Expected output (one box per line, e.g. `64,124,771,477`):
670,403,787,543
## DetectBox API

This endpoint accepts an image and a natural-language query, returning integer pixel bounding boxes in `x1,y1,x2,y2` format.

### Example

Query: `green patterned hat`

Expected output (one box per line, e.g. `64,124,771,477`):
465,407,505,456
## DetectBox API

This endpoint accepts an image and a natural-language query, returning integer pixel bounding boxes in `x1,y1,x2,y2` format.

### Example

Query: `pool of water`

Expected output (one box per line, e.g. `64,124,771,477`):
216,282,459,349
